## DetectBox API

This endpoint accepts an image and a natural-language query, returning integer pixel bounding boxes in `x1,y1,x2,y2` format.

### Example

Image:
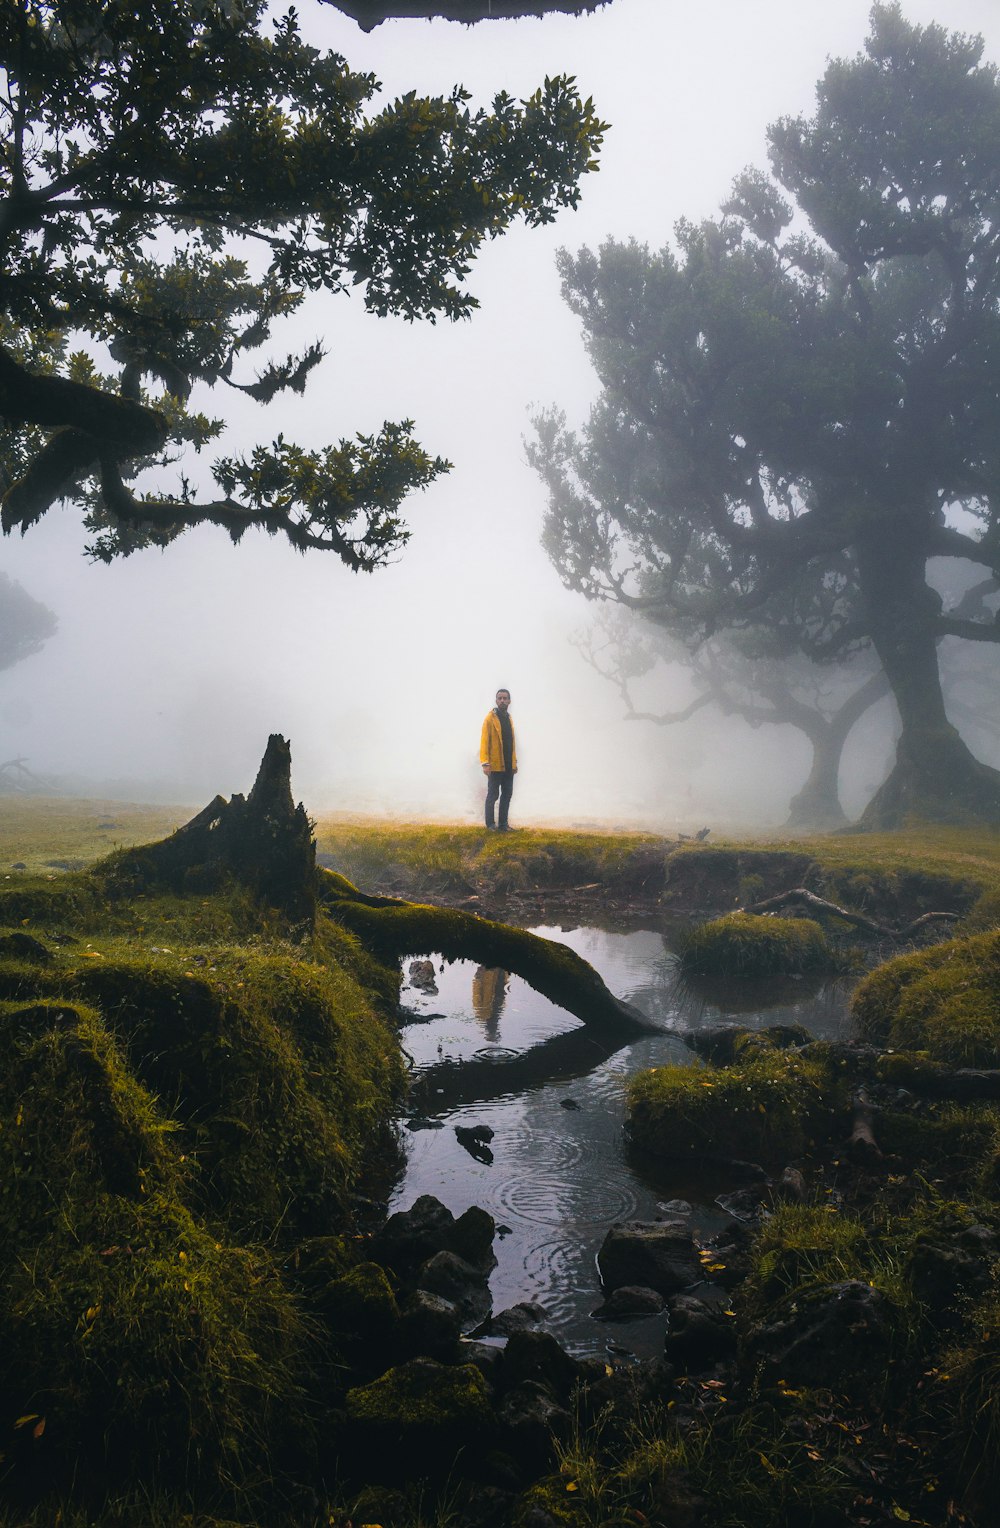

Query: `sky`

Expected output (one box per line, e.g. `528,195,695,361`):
3,0,1000,830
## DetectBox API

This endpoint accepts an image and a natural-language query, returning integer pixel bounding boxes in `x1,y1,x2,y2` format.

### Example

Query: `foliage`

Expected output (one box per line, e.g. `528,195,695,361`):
0,0,605,561
530,3,1000,826
677,911,839,977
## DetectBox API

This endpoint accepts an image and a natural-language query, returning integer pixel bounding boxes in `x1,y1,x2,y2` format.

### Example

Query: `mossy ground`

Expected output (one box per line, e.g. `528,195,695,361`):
4,800,1000,1526
0,846,407,1521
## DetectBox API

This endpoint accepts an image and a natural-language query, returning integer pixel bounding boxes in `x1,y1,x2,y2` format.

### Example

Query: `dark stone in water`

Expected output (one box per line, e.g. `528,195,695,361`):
559,1097,581,1110
406,1116,444,1131
480,1300,548,1338
598,1219,702,1297
418,1249,492,1326
592,1284,665,1321
455,1124,495,1164
500,1329,581,1404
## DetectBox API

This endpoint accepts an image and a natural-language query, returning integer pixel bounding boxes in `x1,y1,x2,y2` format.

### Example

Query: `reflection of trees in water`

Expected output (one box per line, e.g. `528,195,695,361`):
472,966,508,1040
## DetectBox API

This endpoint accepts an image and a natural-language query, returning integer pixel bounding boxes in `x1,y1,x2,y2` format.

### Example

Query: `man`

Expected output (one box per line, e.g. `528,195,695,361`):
480,687,517,831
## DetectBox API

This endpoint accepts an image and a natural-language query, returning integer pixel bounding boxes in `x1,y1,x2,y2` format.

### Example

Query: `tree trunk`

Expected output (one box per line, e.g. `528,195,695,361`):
784,722,848,829
855,529,1000,828
784,670,889,830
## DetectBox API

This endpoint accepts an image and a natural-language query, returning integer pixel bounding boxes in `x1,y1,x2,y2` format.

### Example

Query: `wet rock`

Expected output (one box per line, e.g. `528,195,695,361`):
408,959,439,993
500,1329,581,1403
460,1337,507,1384
455,1124,495,1164
592,1284,665,1320
559,1097,581,1110
452,1204,498,1269
405,1116,444,1131
418,1249,492,1326
397,1289,463,1360
715,1183,770,1223
482,1300,548,1337
665,1290,737,1369
597,1218,702,1297
371,1194,495,1281
743,1280,897,1395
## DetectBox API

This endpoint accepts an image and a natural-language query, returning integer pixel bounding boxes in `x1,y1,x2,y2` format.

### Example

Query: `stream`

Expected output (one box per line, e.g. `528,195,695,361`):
391,919,854,1360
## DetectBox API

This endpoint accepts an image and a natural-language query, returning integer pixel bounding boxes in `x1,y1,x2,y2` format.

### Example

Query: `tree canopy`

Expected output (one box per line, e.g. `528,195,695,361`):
530,3,1000,828
327,0,610,28
0,0,605,562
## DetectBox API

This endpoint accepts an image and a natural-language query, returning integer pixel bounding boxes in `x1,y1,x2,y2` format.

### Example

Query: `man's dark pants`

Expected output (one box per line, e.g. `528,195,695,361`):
485,770,514,829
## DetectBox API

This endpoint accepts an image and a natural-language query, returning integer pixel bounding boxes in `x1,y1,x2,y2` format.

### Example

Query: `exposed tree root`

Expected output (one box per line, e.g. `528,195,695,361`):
740,886,960,941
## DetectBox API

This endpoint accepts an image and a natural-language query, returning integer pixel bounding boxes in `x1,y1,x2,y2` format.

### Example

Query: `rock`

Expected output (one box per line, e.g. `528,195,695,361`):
418,1249,491,1326
743,1280,897,1395
452,1205,498,1269
774,1166,807,1203
597,1219,702,1297
483,1301,548,1337
346,1357,493,1476
408,959,439,993
397,1289,463,1360
559,1097,581,1110
665,1290,737,1369
497,1381,571,1468
405,1116,444,1131
500,1329,581,1403
592,1285,665,1320
455,1124,494,1164
371,1194,496,1281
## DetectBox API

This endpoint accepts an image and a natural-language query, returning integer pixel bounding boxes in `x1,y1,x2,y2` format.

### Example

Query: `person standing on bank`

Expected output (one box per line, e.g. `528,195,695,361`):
481,688,517,831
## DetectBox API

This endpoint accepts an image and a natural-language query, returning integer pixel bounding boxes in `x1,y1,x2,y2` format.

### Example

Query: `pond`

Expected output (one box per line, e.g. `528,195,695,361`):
391,921,854,1360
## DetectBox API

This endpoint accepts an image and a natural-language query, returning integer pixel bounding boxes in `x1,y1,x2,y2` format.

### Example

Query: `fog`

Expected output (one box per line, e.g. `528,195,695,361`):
3,0,998,831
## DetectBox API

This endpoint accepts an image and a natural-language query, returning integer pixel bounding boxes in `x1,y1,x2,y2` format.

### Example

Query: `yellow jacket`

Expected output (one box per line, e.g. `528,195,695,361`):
480,709,517,772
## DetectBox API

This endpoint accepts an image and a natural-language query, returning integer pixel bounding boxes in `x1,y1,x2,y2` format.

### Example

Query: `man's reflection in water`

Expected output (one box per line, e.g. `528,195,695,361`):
472,965,508,1041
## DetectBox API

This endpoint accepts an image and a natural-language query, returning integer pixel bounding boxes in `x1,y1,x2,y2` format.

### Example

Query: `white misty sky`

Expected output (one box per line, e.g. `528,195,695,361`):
2,0,998,828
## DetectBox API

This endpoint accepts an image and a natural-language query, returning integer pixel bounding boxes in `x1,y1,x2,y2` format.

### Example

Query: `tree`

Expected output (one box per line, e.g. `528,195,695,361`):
0,0,605,562
576,607,891,829
530,5,1000,829
0,569,56,672
327,0,610,28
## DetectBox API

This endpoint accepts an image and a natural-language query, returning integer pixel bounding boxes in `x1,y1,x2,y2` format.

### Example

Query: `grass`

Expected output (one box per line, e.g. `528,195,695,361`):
852,930,1000,1065
677,911,842,976
626,1048,843,1164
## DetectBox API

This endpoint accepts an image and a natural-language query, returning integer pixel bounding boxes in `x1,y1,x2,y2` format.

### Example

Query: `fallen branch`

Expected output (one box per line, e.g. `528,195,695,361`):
740,887,960,941
848,1086,882,1162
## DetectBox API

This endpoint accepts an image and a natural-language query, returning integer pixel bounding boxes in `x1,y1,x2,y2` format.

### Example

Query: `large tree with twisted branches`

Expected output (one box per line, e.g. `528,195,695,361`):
531,5,1000,829
0,0,605,563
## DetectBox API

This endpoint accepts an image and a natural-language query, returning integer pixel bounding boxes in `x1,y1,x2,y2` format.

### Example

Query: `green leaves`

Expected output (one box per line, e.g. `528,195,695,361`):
0,0,604,559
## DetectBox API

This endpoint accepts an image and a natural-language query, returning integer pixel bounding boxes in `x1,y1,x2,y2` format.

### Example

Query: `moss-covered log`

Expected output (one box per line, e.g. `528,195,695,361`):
319,869,654,1035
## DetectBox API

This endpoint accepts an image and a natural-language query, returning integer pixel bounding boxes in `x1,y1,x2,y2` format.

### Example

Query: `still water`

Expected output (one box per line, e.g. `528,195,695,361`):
391,923,853,1359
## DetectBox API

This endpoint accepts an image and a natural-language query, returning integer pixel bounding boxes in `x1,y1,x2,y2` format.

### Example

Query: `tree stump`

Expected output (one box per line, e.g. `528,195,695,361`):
103,735,315,931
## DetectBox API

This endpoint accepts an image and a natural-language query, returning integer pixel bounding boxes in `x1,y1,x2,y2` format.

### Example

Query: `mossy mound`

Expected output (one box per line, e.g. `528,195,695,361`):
0,931,406,1240
678,912,838,978
344,1358,492,1481
852,930,1000,1066
627,1050,841,1164
0,997,314,1503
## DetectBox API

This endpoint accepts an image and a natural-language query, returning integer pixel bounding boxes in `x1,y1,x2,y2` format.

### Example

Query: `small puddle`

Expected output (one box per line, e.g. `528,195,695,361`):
392,921,854,1359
